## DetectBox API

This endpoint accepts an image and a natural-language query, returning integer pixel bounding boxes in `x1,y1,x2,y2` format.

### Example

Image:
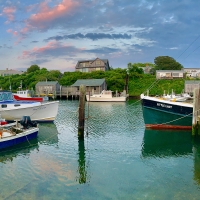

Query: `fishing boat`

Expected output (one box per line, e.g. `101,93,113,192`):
140,93,193,130
86,90,127,102
13,90,48,102
0,90,59,123
0,116,39,150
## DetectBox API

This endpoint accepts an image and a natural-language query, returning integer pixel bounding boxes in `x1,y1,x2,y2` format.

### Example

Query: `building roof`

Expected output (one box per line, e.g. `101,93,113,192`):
185,80,200,84
0,69,23,75
36,81,58,86
184,68,200,70
71,79,106,87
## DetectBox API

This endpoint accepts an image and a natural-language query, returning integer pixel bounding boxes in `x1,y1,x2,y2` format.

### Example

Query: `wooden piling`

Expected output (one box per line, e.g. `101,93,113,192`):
77,138,86,183
192,88,200,135
60,85,62,98
78,85,86,139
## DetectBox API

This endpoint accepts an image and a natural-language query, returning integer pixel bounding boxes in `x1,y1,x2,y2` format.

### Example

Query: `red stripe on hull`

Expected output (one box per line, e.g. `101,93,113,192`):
13,95,43,102
146,124,192,130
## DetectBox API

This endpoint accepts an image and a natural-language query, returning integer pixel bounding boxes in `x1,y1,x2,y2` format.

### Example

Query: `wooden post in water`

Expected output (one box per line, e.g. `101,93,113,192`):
192,88,200,135
78,85,86,139
60,85,62,99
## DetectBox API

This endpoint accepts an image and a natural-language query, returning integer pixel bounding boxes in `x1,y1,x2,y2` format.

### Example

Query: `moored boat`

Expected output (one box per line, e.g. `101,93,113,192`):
0,116,39,150
140,93,193,129
13,90,46,102
0,90,59,123
86,90,127,102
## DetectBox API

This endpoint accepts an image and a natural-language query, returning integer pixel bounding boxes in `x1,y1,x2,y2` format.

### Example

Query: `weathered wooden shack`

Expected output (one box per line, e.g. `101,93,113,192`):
35,81,60,97
71,79,107,95
185,80,200,95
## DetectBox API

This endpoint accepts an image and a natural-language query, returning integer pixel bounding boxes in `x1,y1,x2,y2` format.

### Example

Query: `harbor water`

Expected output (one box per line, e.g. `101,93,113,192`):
0,100,200,199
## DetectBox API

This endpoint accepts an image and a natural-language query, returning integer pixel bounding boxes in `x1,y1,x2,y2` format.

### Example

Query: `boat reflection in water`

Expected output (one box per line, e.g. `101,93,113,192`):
0,123,59,163
86,101,126,113
141,129,200,187
141,129,193,158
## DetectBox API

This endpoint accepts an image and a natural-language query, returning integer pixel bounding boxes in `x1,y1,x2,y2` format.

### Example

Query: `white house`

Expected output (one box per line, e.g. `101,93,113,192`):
183,68,200,78
156,70,184,79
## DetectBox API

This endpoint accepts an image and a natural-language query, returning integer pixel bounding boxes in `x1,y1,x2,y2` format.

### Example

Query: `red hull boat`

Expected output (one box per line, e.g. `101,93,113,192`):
13,94,44,102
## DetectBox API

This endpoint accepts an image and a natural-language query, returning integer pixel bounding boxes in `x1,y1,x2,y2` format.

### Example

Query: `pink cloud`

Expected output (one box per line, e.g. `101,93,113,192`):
13,31,18,36
21,0,79,33
6,28,18,36
18,41,81,59
19,41,66,59
3,6,16,22
6,29,12,33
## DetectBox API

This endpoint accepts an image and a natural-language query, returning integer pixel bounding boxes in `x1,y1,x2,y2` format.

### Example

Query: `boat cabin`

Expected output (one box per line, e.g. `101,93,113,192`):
16,90,33,98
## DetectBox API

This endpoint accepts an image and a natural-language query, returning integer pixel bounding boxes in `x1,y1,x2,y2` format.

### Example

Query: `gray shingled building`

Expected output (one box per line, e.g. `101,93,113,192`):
71,78,107,94
35,81,60,97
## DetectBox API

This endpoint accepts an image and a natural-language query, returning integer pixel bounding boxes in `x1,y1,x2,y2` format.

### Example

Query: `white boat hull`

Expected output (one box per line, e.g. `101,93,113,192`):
0,101,59,122
86,95,126,102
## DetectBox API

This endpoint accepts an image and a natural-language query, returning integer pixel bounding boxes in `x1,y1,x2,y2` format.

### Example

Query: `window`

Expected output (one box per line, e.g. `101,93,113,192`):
2,93,7,100
172,73,179,77
82,68,88,72
14,104,21,107
1,104,7,108
94,87,96,90
96,61,100,65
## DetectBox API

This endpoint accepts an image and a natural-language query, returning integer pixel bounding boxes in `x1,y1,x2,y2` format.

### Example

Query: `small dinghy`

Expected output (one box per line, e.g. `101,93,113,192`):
0,116,39,150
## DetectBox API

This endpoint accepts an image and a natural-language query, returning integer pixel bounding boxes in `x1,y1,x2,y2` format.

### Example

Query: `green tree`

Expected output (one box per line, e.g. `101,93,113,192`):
47,70,63,81
154,56,183,70
128,63,144,74
150,68,156,75
27,65,40,73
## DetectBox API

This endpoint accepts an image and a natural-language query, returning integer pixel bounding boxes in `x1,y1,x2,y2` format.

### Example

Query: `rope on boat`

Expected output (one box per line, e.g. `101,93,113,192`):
159,106,200,126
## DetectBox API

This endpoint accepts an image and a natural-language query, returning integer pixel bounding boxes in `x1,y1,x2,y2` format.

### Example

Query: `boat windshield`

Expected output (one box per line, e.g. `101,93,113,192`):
0,92,13,101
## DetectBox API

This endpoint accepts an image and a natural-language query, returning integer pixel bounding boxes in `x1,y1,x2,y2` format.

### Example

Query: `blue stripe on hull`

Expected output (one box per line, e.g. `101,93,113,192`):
0,131,38,150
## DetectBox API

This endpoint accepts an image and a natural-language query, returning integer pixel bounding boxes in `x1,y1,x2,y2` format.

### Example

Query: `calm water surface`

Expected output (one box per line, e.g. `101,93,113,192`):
0,100,200,199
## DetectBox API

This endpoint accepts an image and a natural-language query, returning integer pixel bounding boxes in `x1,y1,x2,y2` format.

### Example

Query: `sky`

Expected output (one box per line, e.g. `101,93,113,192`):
0,0,200,72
